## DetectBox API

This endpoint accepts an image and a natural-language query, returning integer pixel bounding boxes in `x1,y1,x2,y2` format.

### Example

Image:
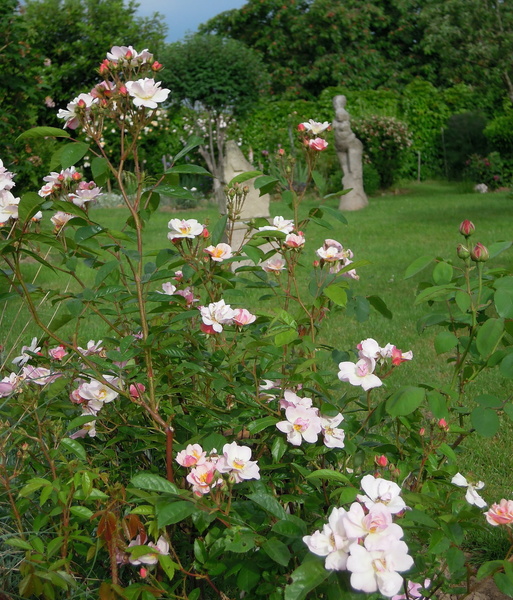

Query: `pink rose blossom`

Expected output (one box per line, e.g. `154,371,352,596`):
232,308,256,326
187,462,220,496
49,345,68,360
167,218,204,240
276,405,322,446
176,444,207,468
262,255,286,273
285,232,305,248
485,499,513,526
204,242,233,262
338,357,383,391
308,137,328,151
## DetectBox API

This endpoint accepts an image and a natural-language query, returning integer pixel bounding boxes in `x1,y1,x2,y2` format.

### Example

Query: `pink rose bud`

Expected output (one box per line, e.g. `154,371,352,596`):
99,59,110,74
375,455,388,467
202,228,209,238
313,260,320,267
129,383,146,399
459,220,475,237
438,418,449,431
200,323,217,335
151,61,163,71
419,427,426,436
118,85,128,96
278,148,285,156
457,243,470,259
139,567,148,578
297,123,306,131
470,242,489,263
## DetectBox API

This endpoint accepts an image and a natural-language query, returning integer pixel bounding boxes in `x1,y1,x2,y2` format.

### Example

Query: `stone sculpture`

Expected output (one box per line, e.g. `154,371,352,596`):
332,95,368,211
221,140,271,250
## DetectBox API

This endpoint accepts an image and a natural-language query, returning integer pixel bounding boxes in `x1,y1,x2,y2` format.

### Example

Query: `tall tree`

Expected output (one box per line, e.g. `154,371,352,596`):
160,35,268,201
22,0,167,119
199,0,428,98
420,0,513,107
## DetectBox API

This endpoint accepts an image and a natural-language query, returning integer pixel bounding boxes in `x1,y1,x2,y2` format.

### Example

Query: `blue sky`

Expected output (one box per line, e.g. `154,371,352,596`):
135,1,247,43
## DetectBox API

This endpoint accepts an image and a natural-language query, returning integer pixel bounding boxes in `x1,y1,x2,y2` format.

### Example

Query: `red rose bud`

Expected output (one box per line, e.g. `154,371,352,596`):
419,427,426,436
129,383,146,399
457,244,470,259
375,455,388,467
202,227,209,238
278,148,285,156
459,219,475,237
151,61,163,71
438,418,449,431
118,85,128,96
139,567,148,578
297,123,306,131
470,242,489,263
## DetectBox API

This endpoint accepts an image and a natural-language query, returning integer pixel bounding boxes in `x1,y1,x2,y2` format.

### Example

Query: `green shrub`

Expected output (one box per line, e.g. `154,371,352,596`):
363,162,381,196
464,152,504,190
353,115,412,189
442,112,489,180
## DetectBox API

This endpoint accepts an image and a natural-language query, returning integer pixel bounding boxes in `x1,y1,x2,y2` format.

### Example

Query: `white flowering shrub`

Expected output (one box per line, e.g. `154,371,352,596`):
1,46,513,600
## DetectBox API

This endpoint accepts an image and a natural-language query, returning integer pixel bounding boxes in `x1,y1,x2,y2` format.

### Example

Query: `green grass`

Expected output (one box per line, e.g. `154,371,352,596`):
2,181,513,505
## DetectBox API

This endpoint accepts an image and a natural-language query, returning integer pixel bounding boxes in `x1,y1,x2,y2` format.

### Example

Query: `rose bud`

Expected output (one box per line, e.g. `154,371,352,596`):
470,242,489,263
457,244,470,260
459,220,475,237
375,455,388,467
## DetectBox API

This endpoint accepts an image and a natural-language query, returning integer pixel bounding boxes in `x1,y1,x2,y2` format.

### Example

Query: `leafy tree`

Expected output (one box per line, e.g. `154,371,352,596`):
160,34,268,201
420,0,513,107
22,0,167,121
0,0,45,185
199,0,429,99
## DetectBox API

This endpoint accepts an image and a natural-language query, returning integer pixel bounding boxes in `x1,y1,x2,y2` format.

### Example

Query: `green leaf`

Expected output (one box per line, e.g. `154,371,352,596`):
69,506,94,520
247,492,287,519
415,284,458,304
60,438,86,460
488,240,512,259
210,214,228,246
404,255,433,279
172,135,203,164
323,285,347,307
274,329,298,347
18,192,45,223
157,500,196,527
477,560,504,580
495,571,513,597
271,436,287,462
433,261,453,285
130,473,180,495
91,156,110,180
495,288,513,319
166,164,212,176
94,261,119,286
386,386,425,417
254,175,279,195
476,318,504,357
17,126,71,141
247,416,278,434
59,142,90,169
368,295,393,319
306,470,351,484
447,546,466,575
471,406,500,437
6,538,33,550
427,391,448,419
272,519,305,537
237,562,261,592
455,290,471,313
75,224,104,244
434,331,459,354
284,558,330,600
225,533,256,553
158,554,177,581
403,508,438,528
262,538,291,566
319,205,348,224
229,170,262,185
500,353,513,379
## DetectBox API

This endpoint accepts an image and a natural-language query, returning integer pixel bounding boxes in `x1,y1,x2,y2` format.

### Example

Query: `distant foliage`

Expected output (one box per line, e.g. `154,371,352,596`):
465,152,504,190
442,112,489,180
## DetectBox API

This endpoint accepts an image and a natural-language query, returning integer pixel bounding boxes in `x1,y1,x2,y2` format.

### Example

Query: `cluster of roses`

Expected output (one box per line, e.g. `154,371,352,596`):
338,338,413,392
0,337,66,397
57,45,169,132
303,474,415,598
166,218,257,333
38,165,103,214
176,441,260,496
457,219,489,263
297,119,330,151
276,389,345,448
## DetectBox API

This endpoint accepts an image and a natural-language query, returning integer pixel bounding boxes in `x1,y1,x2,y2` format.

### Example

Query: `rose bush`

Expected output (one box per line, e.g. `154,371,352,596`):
1,46,513,600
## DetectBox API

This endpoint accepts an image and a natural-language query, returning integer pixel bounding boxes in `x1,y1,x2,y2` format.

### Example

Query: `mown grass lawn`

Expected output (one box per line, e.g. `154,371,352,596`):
2,181,513,536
